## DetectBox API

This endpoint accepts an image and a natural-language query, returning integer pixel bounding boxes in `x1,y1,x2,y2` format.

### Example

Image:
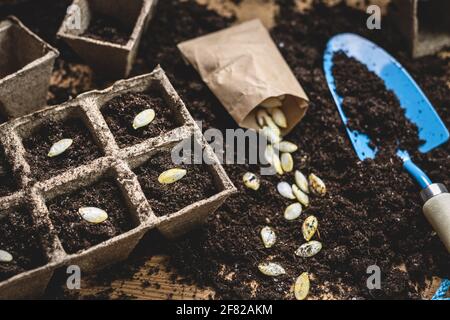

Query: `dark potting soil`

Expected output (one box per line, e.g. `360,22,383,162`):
0,206,47,281
332,52,422,155
82,13,131,45
101,91,180,148
134,150,218,217
46,178,134,254
0,144,17,197
22,117,103,182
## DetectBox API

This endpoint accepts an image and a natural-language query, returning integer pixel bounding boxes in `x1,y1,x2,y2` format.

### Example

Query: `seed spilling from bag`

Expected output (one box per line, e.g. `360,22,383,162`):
272,153,284,175
294,272,310,300
264,145,275,165
158,168,187,184
275,141,298,153
277,182,295,199
258,262,286,276
256,109,269,127
295,241,322,258
269,108,287,128
309,173,326,196
0,250,13,262
281,153,293,172
260,97,283,109
48,138,73,157
243,172,260,191
79,207,108,224
261,226,277,248
260,126,281,144
264,115,281,136
295,170,309,194
292,184,309,207
132,109,155,130
284,203,302,220
302,216,318,241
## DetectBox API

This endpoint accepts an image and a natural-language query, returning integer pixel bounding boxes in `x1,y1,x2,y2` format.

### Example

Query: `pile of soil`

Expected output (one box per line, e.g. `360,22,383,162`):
134,150,218,217
101,91,180,148
46,178,134,254
0,206,47,281
82,13,131,45
0,144,17,197
22,117,103,182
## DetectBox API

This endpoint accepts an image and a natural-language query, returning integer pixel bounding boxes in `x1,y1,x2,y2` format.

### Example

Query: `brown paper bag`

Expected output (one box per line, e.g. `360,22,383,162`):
178,19,309,135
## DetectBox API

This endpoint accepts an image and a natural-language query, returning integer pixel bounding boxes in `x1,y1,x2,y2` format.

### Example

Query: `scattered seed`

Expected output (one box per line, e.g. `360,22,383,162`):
0,250,13,263
48,138,73,157
261,226,277,248
132,109,155,130
270,108,287,128
274,141,298,153
260,97,283,109
256,109,268,127
309,173,327,196
258,262,286,276
295,170,310,194
158,168,187,184
79,207,108,224
292,184,310,207
272,153,284,175
302,216,318,241
264,145,275,165
277,182,295,199
295,241,322,258
294,272,310,300
260,126,281,144
281,153,294,172
243,172,260,191
284,203,302,220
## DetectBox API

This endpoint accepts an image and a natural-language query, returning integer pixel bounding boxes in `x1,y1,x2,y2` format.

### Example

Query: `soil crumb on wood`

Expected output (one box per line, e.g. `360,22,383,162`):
82,13,131,45
47,178,134,254
22,117,103,182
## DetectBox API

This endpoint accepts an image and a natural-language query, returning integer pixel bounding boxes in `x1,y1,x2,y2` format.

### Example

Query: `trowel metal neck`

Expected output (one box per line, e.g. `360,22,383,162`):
421,183,448,203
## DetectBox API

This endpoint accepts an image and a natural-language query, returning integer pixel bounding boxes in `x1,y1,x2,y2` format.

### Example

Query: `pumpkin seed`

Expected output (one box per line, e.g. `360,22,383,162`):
272,153,284,175
277,182,295,199
260,126,281,144
264,145,275,165
256,109,269,127
284,203,302,220
158,168,187,184
258,262,286,276
309,173,327,196
292,184,309,207
0,250,13,263
48,138,73,157
264,115,281,136
281,153,293,172
270,108,287,128
274,141,298,153
260,97,282,109
295,170,310,194
243,172,260,191
79,207,108,224
302,215,318,241
132,109,155,130
295,241,322,258
261,226,276,248
294,272,310,300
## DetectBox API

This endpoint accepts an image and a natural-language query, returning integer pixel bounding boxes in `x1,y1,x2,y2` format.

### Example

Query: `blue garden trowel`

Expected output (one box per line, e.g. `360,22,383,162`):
323,33,450,253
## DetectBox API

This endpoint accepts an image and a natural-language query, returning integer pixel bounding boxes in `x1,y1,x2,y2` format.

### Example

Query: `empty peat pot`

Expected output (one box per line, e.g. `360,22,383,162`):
0,16,59,120
57,0,158,78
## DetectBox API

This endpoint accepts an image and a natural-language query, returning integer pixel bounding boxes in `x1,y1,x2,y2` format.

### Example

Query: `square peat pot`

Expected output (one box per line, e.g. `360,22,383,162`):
0,16,59,120
57,0,158,78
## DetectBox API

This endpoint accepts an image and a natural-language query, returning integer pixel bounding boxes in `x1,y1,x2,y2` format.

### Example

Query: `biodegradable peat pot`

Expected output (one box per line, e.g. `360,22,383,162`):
0,16,59,120
57,0,158,78
391,0,450,57
0,66,235,298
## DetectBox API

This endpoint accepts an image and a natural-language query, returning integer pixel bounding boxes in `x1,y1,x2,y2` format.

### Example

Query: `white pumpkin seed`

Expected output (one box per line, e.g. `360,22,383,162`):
292,184,310,207
295,170,310,194
258,262,286,276
48,138,73,157
294,272,310,300
264,145,275,165
260,126,281,144
0,250,13,263
158,168,187,184
132,109,155,130
243,172,260,191
256,109,269,127
281,153,293,172
260,97,283,109
302,216,318,241
261,226,276,248
277,182,295,199
295,241,322,258
274,141,298,153
79,207,108,224
272,153,284,175
270,108,287,128
284,203,302,220
264,115,281,136
309,173,327,196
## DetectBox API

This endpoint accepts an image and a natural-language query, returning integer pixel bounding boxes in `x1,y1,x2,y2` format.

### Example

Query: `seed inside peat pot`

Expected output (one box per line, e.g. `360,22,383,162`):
101,91,181,148
133,150,218,217
0,144,17,197
81,12,132,45
0,206,47,282
22,117,103,182
46,178,134,254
